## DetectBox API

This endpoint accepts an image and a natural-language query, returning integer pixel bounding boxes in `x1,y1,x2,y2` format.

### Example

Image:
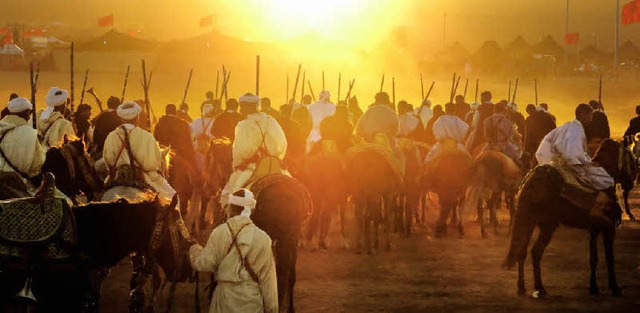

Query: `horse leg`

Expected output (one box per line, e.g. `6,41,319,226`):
490,193,500,235
319,202,332,250
129,253,146,313
477,199,486,238
199,196,211,229
339,203,349,249
436,201,451,238
623,189,635,220
589,229,600,295
531,223,557,297
306,198,322,249
517,257,526,296
603,225,622,296
384,196,392,251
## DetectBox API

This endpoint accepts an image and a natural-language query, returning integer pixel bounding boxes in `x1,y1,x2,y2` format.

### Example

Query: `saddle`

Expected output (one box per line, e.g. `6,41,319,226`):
105,126,155,193
0,173,77,262
351,133,405,180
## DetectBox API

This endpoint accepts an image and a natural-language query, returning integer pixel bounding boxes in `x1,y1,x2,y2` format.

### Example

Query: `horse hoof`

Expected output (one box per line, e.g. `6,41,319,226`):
531,290,544,299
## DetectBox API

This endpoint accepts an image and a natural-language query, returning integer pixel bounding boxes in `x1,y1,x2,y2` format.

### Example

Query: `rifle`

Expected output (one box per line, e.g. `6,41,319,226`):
256,55,260,95
291,64,302,101
474,79,479,103
511,78,519,104
449,72,456,102
286,73,290,104
181,68,194,106
30,62,40,129
218,70,231,103
598,74,603,109
70,42,75,113
141,59,152,128
508,80,512,102
344,79,356,102
215,70,220,99
337,72,342,101
80,69,89,105
420,74,425,100
392,77,396,106
86,88,104,113
534,78,538,106
380,74,385,92
307,80,316,102
121,65,130,103
223,72,231,101
300,71,306,104
463,78,469,98
451,75,461,102
425,81,435,100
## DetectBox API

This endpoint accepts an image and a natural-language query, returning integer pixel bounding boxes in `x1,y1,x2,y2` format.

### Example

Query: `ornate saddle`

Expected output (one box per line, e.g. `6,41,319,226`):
0,173,77,262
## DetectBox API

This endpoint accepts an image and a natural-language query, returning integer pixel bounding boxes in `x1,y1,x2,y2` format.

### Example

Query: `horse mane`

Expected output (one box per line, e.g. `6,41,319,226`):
593,138,621,178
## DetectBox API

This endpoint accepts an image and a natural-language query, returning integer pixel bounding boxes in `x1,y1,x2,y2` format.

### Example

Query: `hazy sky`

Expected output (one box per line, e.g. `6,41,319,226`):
2,0,638,50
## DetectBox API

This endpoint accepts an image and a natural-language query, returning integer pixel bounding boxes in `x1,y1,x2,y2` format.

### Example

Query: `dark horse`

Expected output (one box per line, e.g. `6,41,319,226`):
504,139,628,297
199,138,233,229
250,174,312,313
302,141,348,249
346,144,403,254
0,173,192,312
41,140,103,204
424,148,475,237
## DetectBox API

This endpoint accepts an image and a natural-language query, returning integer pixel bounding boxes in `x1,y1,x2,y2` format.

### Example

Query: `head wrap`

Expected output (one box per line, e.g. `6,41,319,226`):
535,105,546,112
422,99,432,107
7,97,33,113
228,188,257,217
319,90,331,102
117,101,142,120
507,102,518,111
239,93,261,109
41,87,68,120
470,102,480,110
202,103,214,116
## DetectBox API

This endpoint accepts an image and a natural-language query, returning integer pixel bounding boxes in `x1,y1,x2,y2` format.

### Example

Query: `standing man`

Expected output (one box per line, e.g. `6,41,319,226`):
38,87,77,150
307,90,336,151
221,93,288,206
189,188,278,313
0,97,45,194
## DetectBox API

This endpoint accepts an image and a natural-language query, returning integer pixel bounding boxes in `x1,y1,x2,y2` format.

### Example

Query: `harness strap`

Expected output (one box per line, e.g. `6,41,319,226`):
0,130,31,180
225,222,261,284
40,116,63,144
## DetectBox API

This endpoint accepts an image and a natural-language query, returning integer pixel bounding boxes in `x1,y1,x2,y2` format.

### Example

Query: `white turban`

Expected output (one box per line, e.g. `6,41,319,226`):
117,101,142,120
319,90,331,102
422,99,432,107
7,97,33,113
41,87,68,120
470,102,480,110
535,105,546,112
507,102,518,111
228,188,257,217
239,93,260,104
202,103,214,116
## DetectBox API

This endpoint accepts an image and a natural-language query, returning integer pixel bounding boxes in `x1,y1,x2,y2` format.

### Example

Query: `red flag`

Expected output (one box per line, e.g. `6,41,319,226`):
200,15,213,27
565,32,579,45
98,14,114,28
0,27,8,34
622,0,640,25
1,32,13,45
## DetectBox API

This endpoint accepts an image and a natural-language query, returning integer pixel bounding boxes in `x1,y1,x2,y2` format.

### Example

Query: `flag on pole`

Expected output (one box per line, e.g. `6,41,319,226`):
200,15,213,27
564,32,580,45
622,0,640,25
98,14,114,28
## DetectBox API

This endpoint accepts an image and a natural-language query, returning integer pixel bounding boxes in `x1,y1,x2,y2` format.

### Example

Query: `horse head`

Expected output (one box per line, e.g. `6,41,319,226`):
593,138,637,187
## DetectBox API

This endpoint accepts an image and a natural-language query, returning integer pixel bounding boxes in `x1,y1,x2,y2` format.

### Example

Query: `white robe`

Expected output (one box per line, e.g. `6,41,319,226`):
191,117,215,167
536,119,614,190
0,115,46,191
306,101,336,150
102,124,177,201
189,215,278,313
425,115,469,162
221,113,288,205
413,105,433,130
36,111,77,150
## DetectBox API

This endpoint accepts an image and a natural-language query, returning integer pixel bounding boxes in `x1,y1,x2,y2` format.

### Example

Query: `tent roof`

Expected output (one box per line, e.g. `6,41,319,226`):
473,40,504,60
580,44,605,60
619,40,640,61
75,30,160,52
532,36,564,58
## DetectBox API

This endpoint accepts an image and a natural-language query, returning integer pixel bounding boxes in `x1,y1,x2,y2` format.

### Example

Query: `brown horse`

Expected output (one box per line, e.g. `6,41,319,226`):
346,144,403,254
250,174,312,313
199,138,233,229
424,148,475,237
504,138,628,298
397,138,424,236
467,151,523,237
302,141,348,249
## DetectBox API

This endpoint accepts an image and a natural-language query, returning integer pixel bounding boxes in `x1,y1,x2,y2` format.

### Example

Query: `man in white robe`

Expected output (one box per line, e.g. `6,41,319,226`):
424,102,470,163
102,101,177,201
0,97,45,193
397,101,420,137
190,188,278,313
306,90,336,151
536,103,613,190
192,103,216,155
37,87,77,150
414,99,433,129
221,93,288,206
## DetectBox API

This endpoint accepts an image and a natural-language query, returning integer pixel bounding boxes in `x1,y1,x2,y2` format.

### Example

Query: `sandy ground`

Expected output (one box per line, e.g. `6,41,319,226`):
99,193,640,313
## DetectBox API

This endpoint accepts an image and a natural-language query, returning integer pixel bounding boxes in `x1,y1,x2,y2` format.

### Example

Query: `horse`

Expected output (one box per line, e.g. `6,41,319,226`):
41,140,104,204
503,138,629,298
249,174,312,313
302,140,349,249
397,137,425,236
0,173,192,312
199,138,233,229
467,151,523,236
424,147,475,237
346,143,403,254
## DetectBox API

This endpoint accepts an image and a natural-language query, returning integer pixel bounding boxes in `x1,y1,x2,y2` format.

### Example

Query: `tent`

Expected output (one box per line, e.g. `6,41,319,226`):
75,30,160,52
579,44,606,63
619,40,640,62
532,36,564,60
505,36,532,59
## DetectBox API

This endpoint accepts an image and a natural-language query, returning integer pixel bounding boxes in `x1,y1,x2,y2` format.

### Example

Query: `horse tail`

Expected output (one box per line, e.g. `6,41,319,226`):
503,203,534,269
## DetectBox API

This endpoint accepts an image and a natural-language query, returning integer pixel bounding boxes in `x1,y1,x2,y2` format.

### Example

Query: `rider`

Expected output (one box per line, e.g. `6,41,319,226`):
466,91,495,152
482,102,523,167
210,98,244,142
354,92,399,147
0,97,45,193
102,101,177,202
536,103,614,191
37,87,77,150
307,90,336,152
424,102,470,163
89,96,122,159
220,93,288,207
